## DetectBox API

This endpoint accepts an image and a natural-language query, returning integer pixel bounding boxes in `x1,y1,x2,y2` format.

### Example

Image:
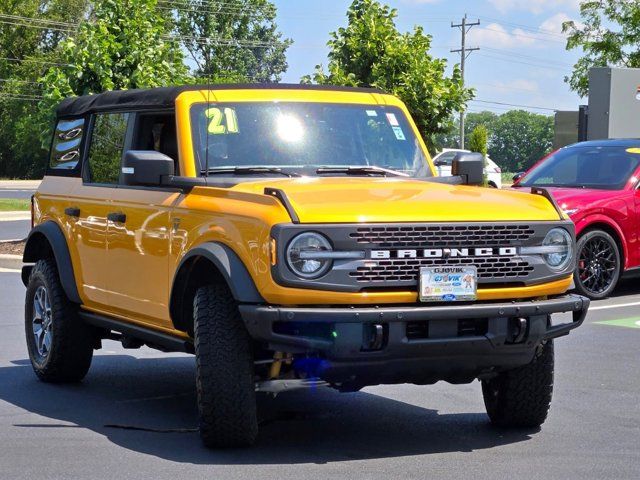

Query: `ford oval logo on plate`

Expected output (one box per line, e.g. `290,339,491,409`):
442,294,457,302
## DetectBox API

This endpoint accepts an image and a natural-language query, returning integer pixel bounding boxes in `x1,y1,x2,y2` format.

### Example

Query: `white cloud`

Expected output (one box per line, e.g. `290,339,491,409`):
539,12,583,35
468,22,536,48
467,14,582,49
490,79,540,94
488,0,580,15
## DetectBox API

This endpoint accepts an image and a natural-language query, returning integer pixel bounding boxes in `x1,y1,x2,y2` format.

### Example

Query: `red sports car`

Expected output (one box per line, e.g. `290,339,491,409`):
513,139,640,299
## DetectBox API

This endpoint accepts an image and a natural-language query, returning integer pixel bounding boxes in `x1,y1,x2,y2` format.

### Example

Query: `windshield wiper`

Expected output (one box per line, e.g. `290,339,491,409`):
203,167,301,177
315,166,408,177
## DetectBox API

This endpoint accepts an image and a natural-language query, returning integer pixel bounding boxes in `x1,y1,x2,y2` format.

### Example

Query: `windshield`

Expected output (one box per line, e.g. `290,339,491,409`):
190,102,432,177
519,145,640,190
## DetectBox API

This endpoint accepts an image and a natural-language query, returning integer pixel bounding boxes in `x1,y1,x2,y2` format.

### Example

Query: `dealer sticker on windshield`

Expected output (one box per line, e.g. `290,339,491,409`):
419,266,477,302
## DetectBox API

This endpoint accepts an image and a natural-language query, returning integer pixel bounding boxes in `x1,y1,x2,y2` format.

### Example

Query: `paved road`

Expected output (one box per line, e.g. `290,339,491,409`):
0,270,638,480
0,219,30,241
0,180,39,200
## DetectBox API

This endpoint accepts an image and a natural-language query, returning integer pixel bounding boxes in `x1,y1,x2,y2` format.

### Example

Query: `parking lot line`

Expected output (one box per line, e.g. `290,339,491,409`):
589,301,640,311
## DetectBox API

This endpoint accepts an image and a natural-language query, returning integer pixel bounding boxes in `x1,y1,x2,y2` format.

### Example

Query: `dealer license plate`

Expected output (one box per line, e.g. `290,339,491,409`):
419,266,477,302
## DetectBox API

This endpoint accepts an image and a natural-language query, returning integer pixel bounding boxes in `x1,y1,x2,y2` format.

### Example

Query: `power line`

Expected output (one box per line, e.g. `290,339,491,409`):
475,53,568,71
479,47,573,68
0,13,76,28
472,15,568,39
481,25,566,44
471,99,556,111
474,81,540,94
0,56,72,67
451,14,480,149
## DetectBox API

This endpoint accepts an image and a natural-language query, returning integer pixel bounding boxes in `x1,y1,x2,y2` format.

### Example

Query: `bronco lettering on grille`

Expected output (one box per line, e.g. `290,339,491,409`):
370,247,518,259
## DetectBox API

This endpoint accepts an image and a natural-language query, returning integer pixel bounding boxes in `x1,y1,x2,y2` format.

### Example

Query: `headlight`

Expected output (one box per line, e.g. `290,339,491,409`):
542,228,573,270
286,232,333,279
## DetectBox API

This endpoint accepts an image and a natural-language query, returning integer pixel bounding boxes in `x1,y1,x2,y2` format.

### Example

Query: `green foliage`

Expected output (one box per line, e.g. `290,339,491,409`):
468,125,488,157
489,110,554,172
174,0,292,83
302,0,473,148
564,0,640,97
0,0,88,178
87,112,129,184
42,0,189,102
21,0,191,177
434,110,553,172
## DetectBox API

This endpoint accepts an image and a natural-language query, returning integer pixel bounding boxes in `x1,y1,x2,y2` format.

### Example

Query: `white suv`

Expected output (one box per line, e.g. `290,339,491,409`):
433,148,502,189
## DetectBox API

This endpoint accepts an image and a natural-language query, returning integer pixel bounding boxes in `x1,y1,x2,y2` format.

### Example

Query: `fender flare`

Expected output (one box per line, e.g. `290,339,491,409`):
169,242,264,328
574,214,628,269
22,221,82,304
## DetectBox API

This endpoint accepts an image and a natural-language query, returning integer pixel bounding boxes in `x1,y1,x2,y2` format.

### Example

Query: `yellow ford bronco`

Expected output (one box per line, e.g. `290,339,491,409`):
23,84,589,447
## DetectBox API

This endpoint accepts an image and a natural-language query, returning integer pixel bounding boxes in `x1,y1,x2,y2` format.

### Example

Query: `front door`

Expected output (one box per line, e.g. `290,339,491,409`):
104,112,181,329
106,188,179,328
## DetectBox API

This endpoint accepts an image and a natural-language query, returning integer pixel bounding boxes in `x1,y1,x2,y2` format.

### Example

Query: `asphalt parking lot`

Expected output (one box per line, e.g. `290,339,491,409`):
0,180,39,200
0,268,638,480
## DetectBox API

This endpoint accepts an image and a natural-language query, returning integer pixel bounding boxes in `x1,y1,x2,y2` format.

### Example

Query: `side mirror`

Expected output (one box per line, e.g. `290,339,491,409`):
512,172,525,183
433,159,446,167
452,152,484,186
122,150,175,187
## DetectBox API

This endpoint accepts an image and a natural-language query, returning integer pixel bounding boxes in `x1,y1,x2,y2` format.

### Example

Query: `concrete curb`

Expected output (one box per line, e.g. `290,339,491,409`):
0,211,31,222
0,254,22,270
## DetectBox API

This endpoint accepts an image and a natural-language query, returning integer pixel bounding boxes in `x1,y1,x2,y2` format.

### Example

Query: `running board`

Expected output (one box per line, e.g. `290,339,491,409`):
79,311,194,354
255,378,328,394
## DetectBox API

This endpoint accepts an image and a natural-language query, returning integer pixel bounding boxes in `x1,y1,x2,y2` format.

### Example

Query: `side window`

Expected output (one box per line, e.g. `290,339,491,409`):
49,118,85,172
87,113,129,184
436,152,456,166
131,112,179,174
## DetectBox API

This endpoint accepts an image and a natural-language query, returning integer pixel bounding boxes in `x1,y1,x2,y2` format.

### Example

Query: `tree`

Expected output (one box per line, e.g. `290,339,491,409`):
563,0,640,97
302,0,473,148
468,125,488,157
465,111,498,141
173,0,291,83
8,0,191,178
0,0,89,178
488,110,553,172
42,0,189,101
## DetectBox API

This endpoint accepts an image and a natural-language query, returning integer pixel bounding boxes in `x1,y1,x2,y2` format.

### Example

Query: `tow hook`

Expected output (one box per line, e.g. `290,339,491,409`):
362,323,386,351
508,317,528,344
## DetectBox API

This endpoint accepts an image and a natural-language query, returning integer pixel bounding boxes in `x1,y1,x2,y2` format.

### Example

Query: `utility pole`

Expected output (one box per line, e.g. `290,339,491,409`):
451,14,480,149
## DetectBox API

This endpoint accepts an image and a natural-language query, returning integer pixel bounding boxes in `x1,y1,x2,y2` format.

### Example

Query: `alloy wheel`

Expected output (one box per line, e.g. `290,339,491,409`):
577,236,618,296
32,285,53,359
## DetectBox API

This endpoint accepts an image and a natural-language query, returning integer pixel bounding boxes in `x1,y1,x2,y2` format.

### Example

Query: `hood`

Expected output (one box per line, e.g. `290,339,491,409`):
232,177,562,223
542,187,622,211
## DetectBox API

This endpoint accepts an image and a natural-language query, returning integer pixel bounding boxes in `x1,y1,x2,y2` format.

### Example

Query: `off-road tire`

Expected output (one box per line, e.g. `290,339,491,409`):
194,283,258,448
482,340,554,428
25,258,94,382
574,229,621,300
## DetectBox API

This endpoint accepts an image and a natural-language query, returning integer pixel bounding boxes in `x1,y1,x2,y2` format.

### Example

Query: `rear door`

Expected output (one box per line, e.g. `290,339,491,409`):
104,112,181,328
68,112,129,309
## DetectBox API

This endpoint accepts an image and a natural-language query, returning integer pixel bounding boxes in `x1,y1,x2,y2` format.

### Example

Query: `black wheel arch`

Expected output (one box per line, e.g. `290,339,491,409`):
578,223,625,268
169,242,264,334
22,221,82,304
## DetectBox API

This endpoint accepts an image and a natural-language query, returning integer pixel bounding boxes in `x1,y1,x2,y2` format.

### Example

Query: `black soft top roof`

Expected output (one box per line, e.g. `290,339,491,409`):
55,83,385,118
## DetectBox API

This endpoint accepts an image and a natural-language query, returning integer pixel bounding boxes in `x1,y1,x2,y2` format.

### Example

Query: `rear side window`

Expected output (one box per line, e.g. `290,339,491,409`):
49,118,85,172
87,113,129,184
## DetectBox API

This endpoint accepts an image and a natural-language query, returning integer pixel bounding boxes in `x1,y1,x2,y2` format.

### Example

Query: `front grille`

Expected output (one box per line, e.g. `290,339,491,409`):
349,224,535,248
349,256,534,283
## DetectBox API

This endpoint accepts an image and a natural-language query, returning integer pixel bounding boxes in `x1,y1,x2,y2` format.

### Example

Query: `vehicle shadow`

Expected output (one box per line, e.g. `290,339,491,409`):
0,354,535,464
609,278,640,298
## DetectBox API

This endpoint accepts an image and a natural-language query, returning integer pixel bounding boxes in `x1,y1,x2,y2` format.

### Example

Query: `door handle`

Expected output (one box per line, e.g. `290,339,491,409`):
64,207,80,218
107,212,127,223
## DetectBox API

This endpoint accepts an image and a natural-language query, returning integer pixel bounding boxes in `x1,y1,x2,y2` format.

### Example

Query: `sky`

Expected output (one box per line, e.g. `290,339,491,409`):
272,0,586,116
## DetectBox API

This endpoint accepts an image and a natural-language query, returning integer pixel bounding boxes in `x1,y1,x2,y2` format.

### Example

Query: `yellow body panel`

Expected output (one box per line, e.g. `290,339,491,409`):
34,87,571,335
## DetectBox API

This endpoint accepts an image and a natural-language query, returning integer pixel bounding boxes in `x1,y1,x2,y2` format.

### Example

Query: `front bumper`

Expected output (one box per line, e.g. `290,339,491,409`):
240,294,589,386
